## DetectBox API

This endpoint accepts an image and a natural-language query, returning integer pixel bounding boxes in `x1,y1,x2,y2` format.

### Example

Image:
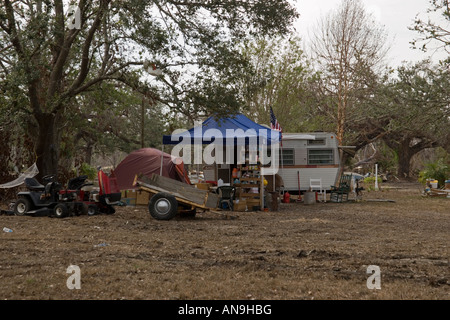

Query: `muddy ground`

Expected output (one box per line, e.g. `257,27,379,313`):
0,181,448,300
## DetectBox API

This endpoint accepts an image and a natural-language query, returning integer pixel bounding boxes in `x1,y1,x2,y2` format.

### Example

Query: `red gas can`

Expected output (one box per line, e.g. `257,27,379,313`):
283,191,290,203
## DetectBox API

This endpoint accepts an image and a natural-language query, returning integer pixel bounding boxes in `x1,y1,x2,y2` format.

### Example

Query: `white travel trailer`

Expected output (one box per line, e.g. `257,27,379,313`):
276,132,341,192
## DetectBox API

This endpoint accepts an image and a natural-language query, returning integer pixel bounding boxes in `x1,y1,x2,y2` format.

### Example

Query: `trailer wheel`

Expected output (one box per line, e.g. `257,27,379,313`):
14,198,32,216
54,203,69,218
148,192,178,220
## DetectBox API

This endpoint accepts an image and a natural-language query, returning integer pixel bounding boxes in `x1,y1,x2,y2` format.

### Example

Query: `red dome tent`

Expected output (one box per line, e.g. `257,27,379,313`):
110,148,190,191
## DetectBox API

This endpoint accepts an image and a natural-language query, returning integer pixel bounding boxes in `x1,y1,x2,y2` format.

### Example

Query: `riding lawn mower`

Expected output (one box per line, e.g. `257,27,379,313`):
12,170,121,218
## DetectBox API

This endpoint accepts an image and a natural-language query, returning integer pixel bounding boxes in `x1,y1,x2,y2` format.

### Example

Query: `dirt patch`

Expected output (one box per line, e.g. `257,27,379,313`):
1,182,448,300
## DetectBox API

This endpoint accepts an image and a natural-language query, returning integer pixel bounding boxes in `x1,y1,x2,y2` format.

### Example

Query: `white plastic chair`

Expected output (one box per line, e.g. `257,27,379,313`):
309,178,326,202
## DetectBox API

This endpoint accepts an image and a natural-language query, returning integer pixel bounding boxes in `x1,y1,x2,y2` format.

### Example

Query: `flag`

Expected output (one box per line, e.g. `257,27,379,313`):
270,107,282,131
270,107,283,145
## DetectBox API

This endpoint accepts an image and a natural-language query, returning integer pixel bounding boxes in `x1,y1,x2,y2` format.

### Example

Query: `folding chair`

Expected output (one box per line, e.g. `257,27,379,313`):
309,178,326,202
330,174,352,203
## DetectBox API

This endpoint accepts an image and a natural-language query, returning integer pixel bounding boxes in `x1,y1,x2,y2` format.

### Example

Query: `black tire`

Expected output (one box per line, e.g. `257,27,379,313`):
148,192,178,220
54,203,69,218
87,204,98,216
80,203,89,215
14,198,32,216
105,205,115,215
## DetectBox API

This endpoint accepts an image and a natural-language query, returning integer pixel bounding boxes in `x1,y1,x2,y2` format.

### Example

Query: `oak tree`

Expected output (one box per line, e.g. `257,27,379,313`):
0,0,298,178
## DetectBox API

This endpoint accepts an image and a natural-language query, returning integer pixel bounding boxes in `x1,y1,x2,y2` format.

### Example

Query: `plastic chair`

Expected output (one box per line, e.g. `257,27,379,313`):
310,178,326,202
216,186,236,211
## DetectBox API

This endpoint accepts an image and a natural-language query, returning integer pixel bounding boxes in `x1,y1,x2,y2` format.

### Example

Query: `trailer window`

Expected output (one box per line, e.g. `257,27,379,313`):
280,149,295,166
307,139,325,145
261,148,295,166
308,149,334,165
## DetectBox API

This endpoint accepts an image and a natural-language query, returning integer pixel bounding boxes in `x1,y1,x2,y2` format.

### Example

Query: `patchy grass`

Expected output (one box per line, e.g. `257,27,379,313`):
0,182,448,300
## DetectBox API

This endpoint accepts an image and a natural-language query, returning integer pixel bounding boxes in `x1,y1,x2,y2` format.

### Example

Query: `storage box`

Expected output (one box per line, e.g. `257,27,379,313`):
246,198,261,207
233,200,247,212
195,183,211,191
127,189,137,199
136,190,150,205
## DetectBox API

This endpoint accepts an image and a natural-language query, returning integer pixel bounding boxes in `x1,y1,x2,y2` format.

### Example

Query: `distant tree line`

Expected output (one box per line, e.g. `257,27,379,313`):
0,0,448,185
242,0,450,179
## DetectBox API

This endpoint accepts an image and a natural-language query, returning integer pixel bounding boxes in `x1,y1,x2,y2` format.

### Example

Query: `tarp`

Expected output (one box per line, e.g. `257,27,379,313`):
0,163,39,189
110,148,190,190
162,113,282,146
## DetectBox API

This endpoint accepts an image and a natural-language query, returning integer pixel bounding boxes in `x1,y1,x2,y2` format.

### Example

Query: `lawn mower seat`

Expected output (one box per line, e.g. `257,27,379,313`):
24,178,45,192
68,175,88,190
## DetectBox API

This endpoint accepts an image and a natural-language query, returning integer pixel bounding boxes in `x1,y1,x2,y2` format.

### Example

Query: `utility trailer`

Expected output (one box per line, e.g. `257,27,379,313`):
135,174,234,220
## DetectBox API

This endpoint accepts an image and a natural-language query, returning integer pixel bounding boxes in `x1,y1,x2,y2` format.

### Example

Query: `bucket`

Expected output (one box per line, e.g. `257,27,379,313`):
430,180,438,189
303,192,316,205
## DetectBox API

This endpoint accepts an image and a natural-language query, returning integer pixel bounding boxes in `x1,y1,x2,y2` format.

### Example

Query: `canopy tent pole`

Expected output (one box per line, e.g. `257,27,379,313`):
272,173,275,193
160,144,164,176
280,146,284,194
272,142,275,193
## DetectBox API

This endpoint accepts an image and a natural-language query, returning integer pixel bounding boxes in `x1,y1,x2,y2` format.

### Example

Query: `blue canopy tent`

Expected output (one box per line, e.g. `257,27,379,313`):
160,114,282,195
162,113,281,146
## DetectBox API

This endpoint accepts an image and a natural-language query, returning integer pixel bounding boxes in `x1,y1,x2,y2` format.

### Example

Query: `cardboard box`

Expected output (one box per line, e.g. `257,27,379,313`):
196,183,211,191
136,190,150,205
233,200,247,212
127,189,137,199
246,198,261,207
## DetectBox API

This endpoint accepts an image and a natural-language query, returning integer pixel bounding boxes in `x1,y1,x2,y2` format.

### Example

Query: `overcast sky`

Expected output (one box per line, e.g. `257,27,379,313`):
292,0,448,67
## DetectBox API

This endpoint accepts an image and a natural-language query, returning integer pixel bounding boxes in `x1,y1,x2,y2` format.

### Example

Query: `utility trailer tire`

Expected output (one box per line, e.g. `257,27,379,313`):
148,192,178,220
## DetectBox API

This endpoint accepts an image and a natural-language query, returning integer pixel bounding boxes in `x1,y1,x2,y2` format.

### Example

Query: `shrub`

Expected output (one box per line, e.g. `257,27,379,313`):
418,159,449,187
79,163,98,180
363,176,382,191
363,176,382,184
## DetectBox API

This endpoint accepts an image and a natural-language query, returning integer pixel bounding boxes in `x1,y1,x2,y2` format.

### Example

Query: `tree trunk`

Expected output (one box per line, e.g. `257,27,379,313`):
384,134,439,179
394,137,416,179
85,141,94,165
35,113,59,181
397,147,413,178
